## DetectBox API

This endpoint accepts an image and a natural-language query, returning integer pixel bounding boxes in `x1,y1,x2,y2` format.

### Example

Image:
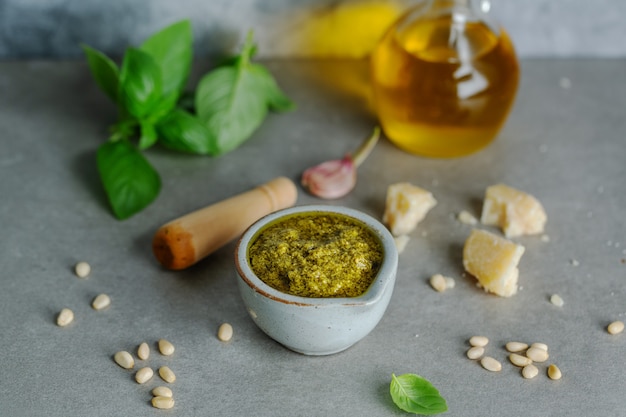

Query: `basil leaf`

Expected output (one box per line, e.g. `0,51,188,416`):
138,120,157,150
156,109,215,154
390,373,448,415
82,44,119,102
195,64,267,155
148,90,179,123
140,19,192,96
97,139,161,219
249,63,295,112
119,48,162,119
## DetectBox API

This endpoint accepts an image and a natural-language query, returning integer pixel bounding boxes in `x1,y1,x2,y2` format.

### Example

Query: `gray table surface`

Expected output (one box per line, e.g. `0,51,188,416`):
1,58,625,417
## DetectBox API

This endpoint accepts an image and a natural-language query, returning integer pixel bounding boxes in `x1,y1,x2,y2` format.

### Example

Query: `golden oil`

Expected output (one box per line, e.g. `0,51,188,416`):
371,10,519,157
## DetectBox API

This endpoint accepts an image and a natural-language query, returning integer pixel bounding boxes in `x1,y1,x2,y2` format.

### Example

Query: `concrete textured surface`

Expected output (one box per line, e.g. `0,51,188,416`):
1,0,626,58
0,58,625,416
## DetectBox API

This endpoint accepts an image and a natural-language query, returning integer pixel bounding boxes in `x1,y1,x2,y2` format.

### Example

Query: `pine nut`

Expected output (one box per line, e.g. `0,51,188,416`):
445,277,456,289
526,346,549,362
113,351,134,369
550,294,564,307
509,353,532,367
137,342,150,360
607,320,624,335
505,342,528,353
548,364,562,380
91,294,111,310
522,364,539,379
429,274,447,292
159,366,176,383
151,396,175,410
158,339,175,356
480,356,502,372
469,336,489,347
135,367,154,384
466,346,484,360
56,308,74,327
152,386,173,398
218,323,233,342
530,342,548,351
458,210,478,225
74,261,91,278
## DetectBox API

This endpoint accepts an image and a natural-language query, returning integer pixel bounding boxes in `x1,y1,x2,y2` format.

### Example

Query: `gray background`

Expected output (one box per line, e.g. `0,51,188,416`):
1,58,625,416
1,0,626,59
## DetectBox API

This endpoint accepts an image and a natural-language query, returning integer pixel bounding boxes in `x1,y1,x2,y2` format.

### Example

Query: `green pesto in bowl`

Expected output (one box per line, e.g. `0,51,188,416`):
248,212,384,298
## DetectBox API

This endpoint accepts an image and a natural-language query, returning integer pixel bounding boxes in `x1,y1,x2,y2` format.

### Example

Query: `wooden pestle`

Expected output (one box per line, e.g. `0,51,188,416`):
153,176,298,270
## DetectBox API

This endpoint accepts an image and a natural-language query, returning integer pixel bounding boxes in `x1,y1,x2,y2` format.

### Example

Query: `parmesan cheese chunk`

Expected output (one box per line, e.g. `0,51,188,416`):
463,229,525,297
382,182,437,236
481,184,547,237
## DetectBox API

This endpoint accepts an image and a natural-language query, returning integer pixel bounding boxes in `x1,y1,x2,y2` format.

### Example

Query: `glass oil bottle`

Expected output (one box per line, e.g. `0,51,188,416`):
370,0,519,157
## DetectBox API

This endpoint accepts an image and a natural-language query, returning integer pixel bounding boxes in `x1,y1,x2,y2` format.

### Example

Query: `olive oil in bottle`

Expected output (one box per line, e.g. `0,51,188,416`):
371,1,519,157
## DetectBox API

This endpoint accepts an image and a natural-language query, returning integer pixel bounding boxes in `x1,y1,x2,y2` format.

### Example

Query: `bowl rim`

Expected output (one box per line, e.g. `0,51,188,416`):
234,204,398,307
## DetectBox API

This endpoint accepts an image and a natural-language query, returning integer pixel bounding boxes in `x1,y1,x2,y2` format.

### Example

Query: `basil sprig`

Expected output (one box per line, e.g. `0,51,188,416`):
390,373,448,415
83,22,293,219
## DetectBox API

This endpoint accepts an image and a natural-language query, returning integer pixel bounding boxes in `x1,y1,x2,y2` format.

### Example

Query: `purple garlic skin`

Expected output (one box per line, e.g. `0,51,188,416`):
301,127,380,199
301,156,357,199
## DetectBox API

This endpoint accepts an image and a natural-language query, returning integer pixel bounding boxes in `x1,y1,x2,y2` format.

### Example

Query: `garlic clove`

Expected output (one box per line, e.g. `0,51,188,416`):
301,156,357,199
301,127,380,199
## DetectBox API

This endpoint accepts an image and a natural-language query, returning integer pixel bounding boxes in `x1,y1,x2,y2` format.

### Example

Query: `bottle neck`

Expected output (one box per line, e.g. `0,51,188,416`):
400,0,498,33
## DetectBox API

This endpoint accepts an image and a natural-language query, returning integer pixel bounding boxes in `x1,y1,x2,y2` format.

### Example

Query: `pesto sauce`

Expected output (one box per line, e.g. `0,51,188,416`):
248,213,383,298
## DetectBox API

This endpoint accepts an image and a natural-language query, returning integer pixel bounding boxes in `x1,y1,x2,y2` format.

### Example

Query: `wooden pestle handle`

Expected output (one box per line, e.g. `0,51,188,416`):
153,177,298,270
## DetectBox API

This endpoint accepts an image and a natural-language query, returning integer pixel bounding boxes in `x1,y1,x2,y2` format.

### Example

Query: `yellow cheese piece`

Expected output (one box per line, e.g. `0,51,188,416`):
463,229,525,297
382,182,437,236
481,184,547,237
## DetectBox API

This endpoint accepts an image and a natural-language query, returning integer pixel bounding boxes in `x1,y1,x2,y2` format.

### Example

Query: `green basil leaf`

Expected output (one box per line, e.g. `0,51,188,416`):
82,44,119,102
138,120,158,150
249,63,295,112
195,65,267,155
390,374,447,415
97,139,161,219
156,109,215,154
148,90,179,123
119,48,162,118
140,19,192,96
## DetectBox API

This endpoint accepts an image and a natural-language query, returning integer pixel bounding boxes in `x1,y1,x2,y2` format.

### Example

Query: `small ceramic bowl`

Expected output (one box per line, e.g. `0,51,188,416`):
234,205,398,355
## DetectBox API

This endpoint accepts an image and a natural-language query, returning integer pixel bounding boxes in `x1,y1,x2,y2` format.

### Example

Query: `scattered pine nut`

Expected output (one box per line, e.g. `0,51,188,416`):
135,367,154,384
522,364,539,379
526,346,549,363
159,366,176,383
550,294,564,307
458,210,478,225
151,396,175,410
530,342,549,352
429,274,447,292
466,346,484,360
607,320,624,335
91,294,111,310
152,386,173,398
469,336,489,347
74,261,91,278
113,351,134,370
509,353,532,367
56,308,74,327
480,356,502,372
158,339,175,356
505,342,528,353
444,277,456,289
218,323,234,342
137,342,150,360
547,364,562,380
